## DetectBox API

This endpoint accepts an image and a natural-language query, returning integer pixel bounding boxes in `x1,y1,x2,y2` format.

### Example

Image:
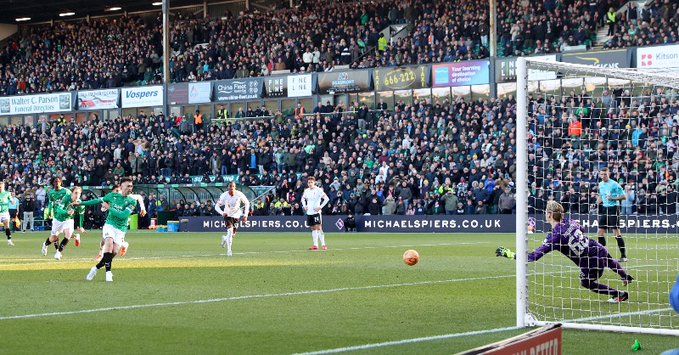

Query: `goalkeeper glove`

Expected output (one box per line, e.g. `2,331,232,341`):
495,246,516,259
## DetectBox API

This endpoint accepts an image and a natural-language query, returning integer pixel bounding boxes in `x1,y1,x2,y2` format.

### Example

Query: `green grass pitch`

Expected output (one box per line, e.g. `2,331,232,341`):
0,231,677,354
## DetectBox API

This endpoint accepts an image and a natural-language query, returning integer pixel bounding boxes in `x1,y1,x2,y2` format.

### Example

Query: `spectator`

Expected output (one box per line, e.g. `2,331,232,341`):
21,194,37,232
621,184,635,215
9,193,19,230
607,7,618,36
498,187,515,214
194,110,204,132
382,195,396,215
443,190,458,215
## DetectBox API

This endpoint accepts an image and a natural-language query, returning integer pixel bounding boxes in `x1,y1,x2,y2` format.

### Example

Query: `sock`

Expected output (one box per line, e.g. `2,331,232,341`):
58,238,69,252
5,228,10,240
44,237,52,246
96,252,113,270
53,241,59,250
312,230,319,247
606,257,630,280
581,279,621,297
615,236,626,258
105,254,113,272
318,231,325,246
226,229,233,250
598,236,606,246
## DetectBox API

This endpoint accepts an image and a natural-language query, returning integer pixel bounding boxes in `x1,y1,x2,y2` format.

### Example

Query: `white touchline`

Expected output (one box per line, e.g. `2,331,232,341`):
564,307,674,323
0,274,515,321
292,326,522,355
0,241,489,265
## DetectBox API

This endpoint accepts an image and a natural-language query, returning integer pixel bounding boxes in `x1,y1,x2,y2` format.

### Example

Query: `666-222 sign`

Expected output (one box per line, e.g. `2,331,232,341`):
374,65,429,91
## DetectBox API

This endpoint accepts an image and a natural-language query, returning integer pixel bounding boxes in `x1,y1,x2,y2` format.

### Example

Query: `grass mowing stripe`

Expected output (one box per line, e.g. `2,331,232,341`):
0,241,488,265
0,274,514,321
292,326,522,354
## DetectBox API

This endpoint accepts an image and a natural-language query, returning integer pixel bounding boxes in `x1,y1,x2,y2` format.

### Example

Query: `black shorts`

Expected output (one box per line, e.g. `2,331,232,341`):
224,216,239,229
307,213,322,227
598,206,620,230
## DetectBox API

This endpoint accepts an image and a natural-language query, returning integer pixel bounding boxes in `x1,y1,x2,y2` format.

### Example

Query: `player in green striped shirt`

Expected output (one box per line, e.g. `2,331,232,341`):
77,178,138,283
0,182,15,246
41,178,85,260
92,187,147,262
42,185,86,260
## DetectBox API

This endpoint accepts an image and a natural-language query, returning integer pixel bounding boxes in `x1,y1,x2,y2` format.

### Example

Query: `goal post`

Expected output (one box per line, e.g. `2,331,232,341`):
516,57,679,336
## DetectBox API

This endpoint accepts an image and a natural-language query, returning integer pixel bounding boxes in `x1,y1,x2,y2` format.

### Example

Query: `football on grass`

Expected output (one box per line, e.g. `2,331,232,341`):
403,249,419,266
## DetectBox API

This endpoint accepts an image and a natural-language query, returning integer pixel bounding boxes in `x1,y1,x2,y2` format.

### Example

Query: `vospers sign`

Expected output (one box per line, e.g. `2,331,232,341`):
373,65,430,91
121,86,163,108
0,92,73,115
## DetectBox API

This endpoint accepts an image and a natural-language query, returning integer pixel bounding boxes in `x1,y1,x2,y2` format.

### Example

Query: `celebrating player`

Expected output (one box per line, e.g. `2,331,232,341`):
41,178,75,256
302,177,329,251
93,187,146,260
214,182,250,257
496,201,634,303
0,182,15,246
41,185,84,260
78,178,139,282
597,167,628,261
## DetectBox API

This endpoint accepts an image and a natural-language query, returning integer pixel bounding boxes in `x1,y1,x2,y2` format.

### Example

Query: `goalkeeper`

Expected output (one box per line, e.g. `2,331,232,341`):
497,201,634,303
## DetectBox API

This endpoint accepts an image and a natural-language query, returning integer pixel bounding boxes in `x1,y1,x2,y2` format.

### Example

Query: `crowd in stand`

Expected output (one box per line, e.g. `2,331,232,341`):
2,84,678,223
528,86,679,217
0,16,162,96
603,0,678,50
496,0,601,57
3,0,678,97
2,97,521,220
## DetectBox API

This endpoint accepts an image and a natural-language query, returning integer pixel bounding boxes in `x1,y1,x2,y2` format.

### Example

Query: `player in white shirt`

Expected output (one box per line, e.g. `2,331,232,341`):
302,177,330,251
215,182,250,256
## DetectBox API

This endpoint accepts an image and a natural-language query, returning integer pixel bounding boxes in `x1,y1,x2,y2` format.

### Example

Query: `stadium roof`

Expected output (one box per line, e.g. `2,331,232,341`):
1,0,222,24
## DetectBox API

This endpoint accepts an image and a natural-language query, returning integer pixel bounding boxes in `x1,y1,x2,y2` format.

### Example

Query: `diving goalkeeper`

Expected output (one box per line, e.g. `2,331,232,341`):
496,201,634,303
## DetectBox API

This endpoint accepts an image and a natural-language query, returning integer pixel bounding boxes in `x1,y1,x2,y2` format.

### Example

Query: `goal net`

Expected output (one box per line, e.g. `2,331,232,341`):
515,58,679,336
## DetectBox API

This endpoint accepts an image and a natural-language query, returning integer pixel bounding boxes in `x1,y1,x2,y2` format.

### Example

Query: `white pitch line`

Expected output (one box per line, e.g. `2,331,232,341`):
0,274,514,321
0,241,488,265
292,326,522,355
564,307,674,323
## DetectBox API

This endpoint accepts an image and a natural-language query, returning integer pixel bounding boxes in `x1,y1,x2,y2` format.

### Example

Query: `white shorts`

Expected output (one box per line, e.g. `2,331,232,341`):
0,212,9,223
102,224,126,246
51,219,74,236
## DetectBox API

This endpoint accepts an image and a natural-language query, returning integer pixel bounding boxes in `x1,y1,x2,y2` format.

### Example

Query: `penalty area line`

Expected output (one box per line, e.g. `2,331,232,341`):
292,326,522,355
0,274,514,321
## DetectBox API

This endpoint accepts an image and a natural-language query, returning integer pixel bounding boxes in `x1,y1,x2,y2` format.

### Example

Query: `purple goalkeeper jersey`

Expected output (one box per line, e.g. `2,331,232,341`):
528,218,608,268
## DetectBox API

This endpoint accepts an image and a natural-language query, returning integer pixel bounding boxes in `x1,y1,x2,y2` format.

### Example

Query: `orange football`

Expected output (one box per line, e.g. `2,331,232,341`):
403,249,419,266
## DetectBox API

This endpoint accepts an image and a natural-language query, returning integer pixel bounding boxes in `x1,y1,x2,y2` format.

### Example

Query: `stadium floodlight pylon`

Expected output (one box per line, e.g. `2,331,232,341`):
516,57,679,336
